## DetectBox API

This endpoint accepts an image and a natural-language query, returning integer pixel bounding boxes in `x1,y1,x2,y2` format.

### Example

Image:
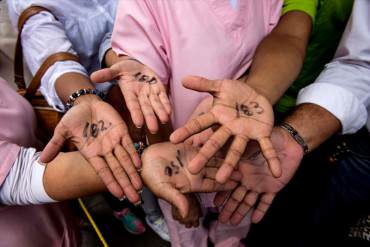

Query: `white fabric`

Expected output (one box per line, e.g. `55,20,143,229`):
7,0,117,111
297,0,370,134
0,147,56,205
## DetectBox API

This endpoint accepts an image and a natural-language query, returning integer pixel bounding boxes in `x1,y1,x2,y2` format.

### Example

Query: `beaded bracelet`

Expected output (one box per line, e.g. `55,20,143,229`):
65,88,104,110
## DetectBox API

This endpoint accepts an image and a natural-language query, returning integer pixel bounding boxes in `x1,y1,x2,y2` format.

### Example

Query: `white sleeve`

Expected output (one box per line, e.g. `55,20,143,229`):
19,12,88,111
297,0,370,134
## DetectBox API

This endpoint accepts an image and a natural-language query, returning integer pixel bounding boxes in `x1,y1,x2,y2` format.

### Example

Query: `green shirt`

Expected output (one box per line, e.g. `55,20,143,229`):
276,0,354,116
283,0,319,21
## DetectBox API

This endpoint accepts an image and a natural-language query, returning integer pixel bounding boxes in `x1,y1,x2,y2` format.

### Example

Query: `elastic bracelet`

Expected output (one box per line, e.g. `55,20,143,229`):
279,122,309,154
134,141,147,155
65,88,104,110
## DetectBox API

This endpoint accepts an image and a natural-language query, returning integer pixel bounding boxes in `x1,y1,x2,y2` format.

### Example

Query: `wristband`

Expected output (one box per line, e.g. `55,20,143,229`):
280,122,309,154
65,88,103,110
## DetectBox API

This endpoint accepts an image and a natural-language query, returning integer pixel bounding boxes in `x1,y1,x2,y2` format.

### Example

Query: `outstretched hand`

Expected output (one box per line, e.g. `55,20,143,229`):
40,98,142,202
91,57,171,134
214,127,304,225
170,76,281,184
141,142,240,218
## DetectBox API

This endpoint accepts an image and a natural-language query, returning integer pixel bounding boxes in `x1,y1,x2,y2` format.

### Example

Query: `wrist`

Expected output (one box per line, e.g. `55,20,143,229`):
74,93,102,105
278,122,308,156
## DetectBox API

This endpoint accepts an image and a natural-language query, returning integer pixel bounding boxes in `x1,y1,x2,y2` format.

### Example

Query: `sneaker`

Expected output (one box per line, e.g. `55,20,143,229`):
145,216,171,242
114,208,146,235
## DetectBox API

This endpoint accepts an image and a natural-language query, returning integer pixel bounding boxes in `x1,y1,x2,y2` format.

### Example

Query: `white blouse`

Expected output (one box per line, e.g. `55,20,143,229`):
7,0,117,111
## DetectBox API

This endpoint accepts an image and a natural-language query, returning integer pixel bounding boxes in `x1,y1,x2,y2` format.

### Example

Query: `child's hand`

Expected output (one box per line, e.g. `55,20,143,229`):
141,142,240,218
91,57,171,134
172,194,202,228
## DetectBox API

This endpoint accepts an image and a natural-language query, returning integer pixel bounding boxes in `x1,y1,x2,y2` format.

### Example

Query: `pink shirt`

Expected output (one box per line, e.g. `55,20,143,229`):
113,0,283,128
0,77,39,185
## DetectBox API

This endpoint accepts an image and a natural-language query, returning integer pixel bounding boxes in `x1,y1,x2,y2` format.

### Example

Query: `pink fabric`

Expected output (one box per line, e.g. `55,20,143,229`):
0,203,80,247
0,77,40,185
0,77,79,246
113,0,283,128
159,198,251,247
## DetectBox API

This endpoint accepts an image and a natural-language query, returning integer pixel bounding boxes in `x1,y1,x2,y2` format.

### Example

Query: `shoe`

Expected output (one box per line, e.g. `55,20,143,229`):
114,208,146,235
145,216,171,242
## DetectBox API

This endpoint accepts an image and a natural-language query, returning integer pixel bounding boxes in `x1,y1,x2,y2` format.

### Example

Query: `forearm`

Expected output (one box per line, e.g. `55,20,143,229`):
55,72,97,104
283,103,341,151
244,11,312,104
43,151,105,201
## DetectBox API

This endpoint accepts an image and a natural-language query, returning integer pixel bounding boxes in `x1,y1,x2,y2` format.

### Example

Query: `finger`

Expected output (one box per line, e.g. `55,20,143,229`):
230,191,258,226
91,67,120,83
204,167,242,182
214,191,231,207
149,91,169,124
216,136,248,184
89,156,124,199
158,91,172,115
170,112,216,144
160,185,189,218
188,126,231,174
198,178,237,193
258,137,282,178
138,86,159,133
218,186,248,223
104,152,140,203
121,88,145,128
251,193,276,224
40,125,68,163
114,145,142,191
182,75,222,94
121,135,141,169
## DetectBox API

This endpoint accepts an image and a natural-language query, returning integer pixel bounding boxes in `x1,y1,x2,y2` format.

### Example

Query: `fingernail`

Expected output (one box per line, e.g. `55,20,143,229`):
134,201,142,207
138,189,143,195
137,168,142,173
136,125,142,129
119,196,126,201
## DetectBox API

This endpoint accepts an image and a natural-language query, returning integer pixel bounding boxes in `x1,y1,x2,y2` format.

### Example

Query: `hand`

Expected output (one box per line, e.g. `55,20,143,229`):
214,127,304,225
170,76,281,184
185,96,215,148
172,194,202,228
141,142,240,218
91,57,171,134
40,96,142,202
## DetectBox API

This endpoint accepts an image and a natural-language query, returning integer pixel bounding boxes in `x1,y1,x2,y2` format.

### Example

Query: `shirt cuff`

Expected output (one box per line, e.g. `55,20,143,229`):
282,0,318,22
39,61,88,112
297,83,368,134
99,32,113,69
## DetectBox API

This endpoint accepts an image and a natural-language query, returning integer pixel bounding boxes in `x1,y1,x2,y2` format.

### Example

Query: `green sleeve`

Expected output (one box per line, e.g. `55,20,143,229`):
282,0,319,21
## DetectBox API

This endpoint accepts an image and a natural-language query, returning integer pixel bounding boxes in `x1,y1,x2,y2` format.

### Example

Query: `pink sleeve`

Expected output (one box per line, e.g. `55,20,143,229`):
0,140,20,186
112,0,170,84
266,0,284,33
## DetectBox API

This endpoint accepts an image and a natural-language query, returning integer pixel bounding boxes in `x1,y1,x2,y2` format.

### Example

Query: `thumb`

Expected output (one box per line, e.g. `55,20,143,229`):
39,127,68,163
91,67,120,84
160,185,190,218
182,75,221,94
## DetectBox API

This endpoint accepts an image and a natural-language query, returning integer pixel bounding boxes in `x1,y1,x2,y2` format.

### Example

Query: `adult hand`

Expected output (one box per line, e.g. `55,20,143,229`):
141,142,240,218
170,76,281,183
214,127,304,225
91,57,171,134
40,96,142,202
172,194,202,228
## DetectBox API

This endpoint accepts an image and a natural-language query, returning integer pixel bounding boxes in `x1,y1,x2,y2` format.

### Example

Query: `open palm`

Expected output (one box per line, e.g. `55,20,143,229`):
91,58,171,133
141,142,240,218
171,76,281,184
40,100,142,202
215,127,304,225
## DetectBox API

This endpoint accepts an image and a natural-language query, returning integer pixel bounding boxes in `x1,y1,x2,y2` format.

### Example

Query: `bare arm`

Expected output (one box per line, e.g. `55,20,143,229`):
244,11,312,104
43,151,105,201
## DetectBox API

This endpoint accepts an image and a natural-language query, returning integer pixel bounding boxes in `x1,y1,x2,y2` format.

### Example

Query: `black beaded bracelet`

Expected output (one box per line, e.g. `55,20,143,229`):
280,122,309,154
65,88,104,110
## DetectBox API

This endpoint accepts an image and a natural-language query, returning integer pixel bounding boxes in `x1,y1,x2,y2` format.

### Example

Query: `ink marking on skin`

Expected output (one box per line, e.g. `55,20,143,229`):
176,150,184,167
148,77,157,84
250,101,264,114
165,166,173,177
83,122,90,138
91,123,99,138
